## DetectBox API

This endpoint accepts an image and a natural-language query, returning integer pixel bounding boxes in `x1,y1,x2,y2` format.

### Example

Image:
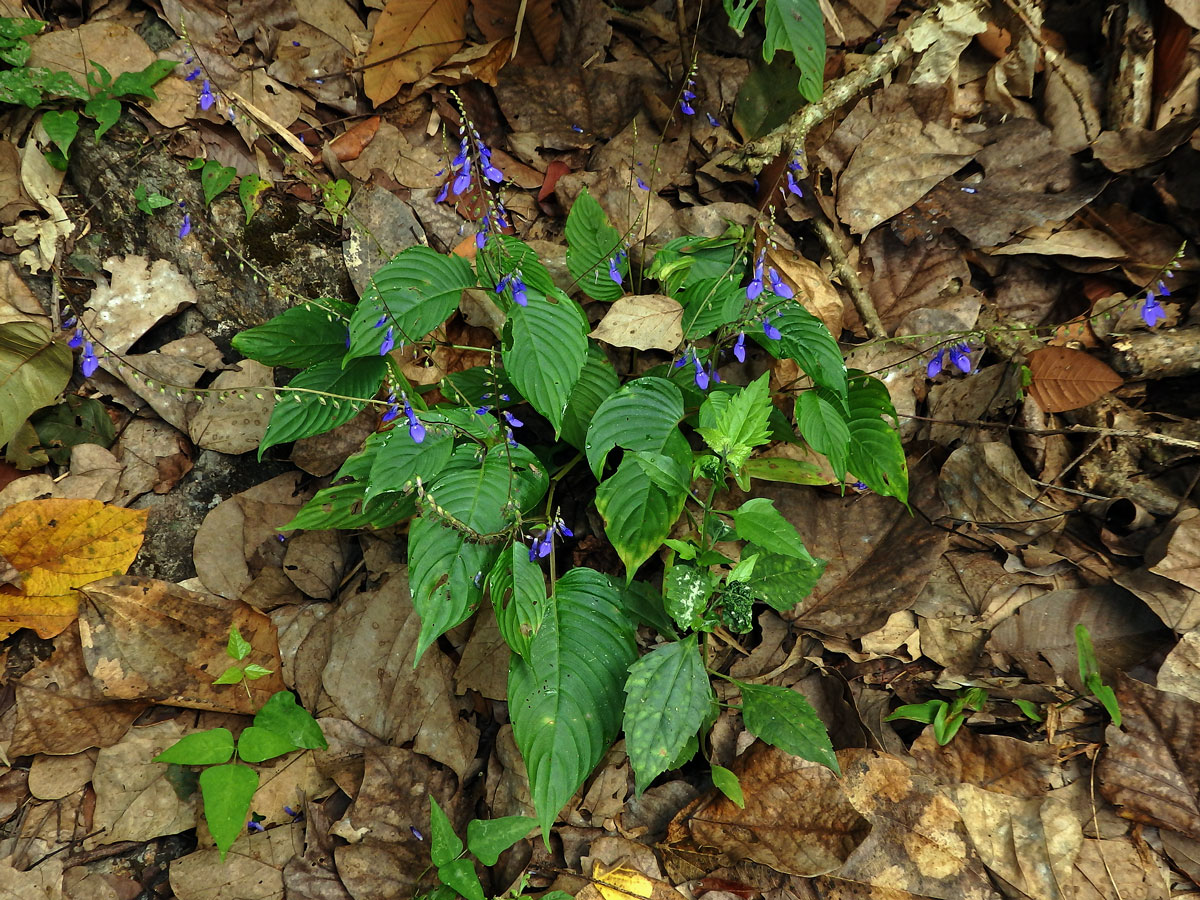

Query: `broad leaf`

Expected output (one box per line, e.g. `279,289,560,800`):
648,235,741,297
846,371,908,503
153,728,234,766
487,542,548,661
410,517,498,663
347,247,476,356
253,690,327,749
478,234,558,297
559,344,620,450
739,547,825,612
429,796,463,867
695,373,772,471
285,481,415,531
565,188,625,302
466,815,538,866
679,276,745,340
199,764,259,859
236,725,298,763
259,357,387,458
232,302,351,368
438,860,485,900
502,290,589,435
509,568,637,838
737,680,839,773
586,376,684,479
796,391,850,478
732,498,818,562
665,564,717,631
763,0,825,102
757,303,847,399
632,450,692,496
365,423,454,508
623,635,713,793
711,764,745,808
0,321,72,451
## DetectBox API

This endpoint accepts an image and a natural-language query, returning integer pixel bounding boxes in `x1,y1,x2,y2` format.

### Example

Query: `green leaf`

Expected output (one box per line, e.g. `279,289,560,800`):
595,432,690,581
559,344,619,450
648,234,741,298
565,188,625,302
0,68,41,106
732,498,817,562
466,815,537,866
623,635,713,793
478,234,559,298
618,580,678,638
364,423,453,509
236,725,298,763
438,859,485,900
678,276,745,340
796,391,850,478
242,663,273,680
743,456,827,485
259,357,387,458
105,59,177,100
233,302,351,368
664,564,717,631
347,247,475,355
227,625,252,661
285,480,415,531
487,542,548,662
695,373,772,471
763,0,825,102
737,681,838,773
1013,699,1043,723
1076,624,1121,726
212,665,244,684
738,547,825,612
153,728,235,766
239,173,271,223
722,0,759,34
758,303,846,399
0,322,72,451
29,394,116,465
0,16,43,41
502,291,589,435
134,183,174,214
200,159,238,206
40,110,78,159
253,691,327,750
322,178,351,220
429,796,463,867
83,97,121,140
409,517,498,665
509,568,637,839
585,376,683,479
632,450,692,496
846,371,907,503
199,764,259,860
885,700,942,725
711,764,745,808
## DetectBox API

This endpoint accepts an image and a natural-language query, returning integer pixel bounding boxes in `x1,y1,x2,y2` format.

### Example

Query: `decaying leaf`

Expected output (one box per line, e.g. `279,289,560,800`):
1027,346,1123,413
590,295,684,351
363,0,468,106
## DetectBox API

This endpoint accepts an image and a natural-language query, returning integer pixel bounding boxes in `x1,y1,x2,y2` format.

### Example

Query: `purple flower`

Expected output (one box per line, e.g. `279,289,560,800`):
68,326,83,349
178,214,191,239
693,356,709,390
768,268,793,299
786,169,803,197
503,410,523,428
571,124,583,133
512,277,528,307
476,230,487,249
247,820,265,834
609,256,623,286
435,181,449,204
380,327,395,355
185,67,200,82
746,252,765,301
680,101,694,116
452,171,471,195
382,402,400,423
1157,279,1171,296
374,314,387,328
636,176,649,191
285,805,303,821
527,515,573,561
733,332,745,363
948,343,972,373
484,163,503,183
762,318,781,341
708,362,720,385
1140,293,1166,328
410,826,424,841
199,80,215,111
706,112,720,127
926,349,945,379
81,342,99,377
403,395,425,443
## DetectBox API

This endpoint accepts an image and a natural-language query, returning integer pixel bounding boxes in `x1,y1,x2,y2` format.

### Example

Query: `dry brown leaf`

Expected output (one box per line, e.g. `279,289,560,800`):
910,730,1065,797
590,295,683,351
1150,508,1200,593
1158,629,1200,704
330,116,382,163
27,21,155,94
78,576,285,713
765,249,844,335
170,822,301,900
1027,346,1123,413
473,0,562,64
1115,565,1200,633
28,750,97,801
186,361,274,454
1071,837,1169,900
82,255,198,360
408,37,514,97
363,0,468,106
939,442,1065,545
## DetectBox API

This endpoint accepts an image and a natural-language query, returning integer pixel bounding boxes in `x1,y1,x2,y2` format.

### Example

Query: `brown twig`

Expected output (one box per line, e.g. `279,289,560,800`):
810,216,887,339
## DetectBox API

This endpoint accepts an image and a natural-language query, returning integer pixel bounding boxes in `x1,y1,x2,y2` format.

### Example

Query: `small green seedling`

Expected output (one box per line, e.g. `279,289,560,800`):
1075,624,1121,726
154,690,327,859
886,687,989,745
422,797,539,900
213,624,274,693
134,183,174,214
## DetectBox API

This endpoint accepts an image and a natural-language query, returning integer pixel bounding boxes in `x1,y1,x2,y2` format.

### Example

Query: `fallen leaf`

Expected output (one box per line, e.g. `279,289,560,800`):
1027,346,1123,413
1158,629,1200,704
83,255,199,359
27,21,155,95
185,361,274,454
169,822,301,900
1149,508,1200,593
590,295,683,351
765,249,844,335
0,320,72,452
330,116,381,162
938,442,1065,545
474,0,562,64
28,749,97,801
363,0,468,106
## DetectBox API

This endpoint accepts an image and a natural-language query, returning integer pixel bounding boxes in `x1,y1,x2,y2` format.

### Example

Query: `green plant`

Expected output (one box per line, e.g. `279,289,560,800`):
153,626,324,858
885,687,989,745
722,0,825,102
1075,623,1121,725
420,797,541,900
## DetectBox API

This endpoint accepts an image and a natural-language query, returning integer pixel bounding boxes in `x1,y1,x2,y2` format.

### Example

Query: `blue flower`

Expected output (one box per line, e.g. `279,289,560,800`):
1140,293,1166,328
786,169,803,197
484,163,503,183
247,820,265,834
733,332,745,362
768,268,793,299
402,395,425,443
680,101,695,116
926,349,944,379
571,124,583,133
503,410,523,428
199,80,215,111
380,326,395,355
948,342,972,373
762,318,781,341
184,67,201,82
68,326,83,349
636,176,649,191
476,229,487,249
81,341,99,377
527,515,573,561
374,314,387,328
435,181,449,204
746,252,765,300
693,356,709,390
706,112,720,127
609,256,623,286
178,214,191,239
1157,279,1171,296
512,277,528,307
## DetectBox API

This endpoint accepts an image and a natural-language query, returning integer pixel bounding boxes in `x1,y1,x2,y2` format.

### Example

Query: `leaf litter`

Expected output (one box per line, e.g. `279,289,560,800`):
0,0,1198,898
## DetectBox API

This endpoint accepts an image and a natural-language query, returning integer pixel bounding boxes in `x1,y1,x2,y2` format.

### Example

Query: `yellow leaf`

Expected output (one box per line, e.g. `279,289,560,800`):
593,860,656,900
364,0,468,106
0,499,148,639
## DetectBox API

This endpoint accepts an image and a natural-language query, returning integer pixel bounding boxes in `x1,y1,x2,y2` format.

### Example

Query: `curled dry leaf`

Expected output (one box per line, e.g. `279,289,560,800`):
590,295,684,351
363,0,468,106
1026,346,1123,413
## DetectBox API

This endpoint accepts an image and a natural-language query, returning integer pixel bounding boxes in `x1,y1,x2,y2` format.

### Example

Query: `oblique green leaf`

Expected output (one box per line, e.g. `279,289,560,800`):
153,728,235,766
565,188,625,302
199,764,259,859
259,356,387,459
466,815,538,866
737,680,838,774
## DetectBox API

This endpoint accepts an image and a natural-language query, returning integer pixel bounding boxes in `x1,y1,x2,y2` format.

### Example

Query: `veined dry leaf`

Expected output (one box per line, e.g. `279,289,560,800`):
0,499,147,639
765,249,843,335
363,0,468,106
473,0,562,64
590,295,683,351
1027,346,1123,413
579,859,687,900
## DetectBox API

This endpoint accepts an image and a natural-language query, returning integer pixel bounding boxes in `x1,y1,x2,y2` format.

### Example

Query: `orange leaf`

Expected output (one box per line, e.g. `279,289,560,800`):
1027,346,1123,413
0,499,147,639
330,115,381,162
364,0,468,107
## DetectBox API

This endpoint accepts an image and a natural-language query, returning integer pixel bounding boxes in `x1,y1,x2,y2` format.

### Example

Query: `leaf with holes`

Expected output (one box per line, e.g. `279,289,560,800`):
624,635,713,794
738,680,838,773
585,376,684,479
559,344,620,450
0,321,72,452
763,0,825,102
259,357,387,458
845,371,907,502
502,290,589,436
509,568,637,838
1027,346,1123,413
757,303,847,399
233,302,351,368
488,542,548,661
566,188,625,302
347,247,476,356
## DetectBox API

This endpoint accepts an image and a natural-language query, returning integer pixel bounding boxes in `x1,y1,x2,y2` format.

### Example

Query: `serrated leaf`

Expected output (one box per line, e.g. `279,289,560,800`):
259,357,387,458
560,344,620,450
565,188,625,302
430,796,463,867
679,276,745,340
253,691,327,749
738,680,838,773
739,547,825,611
509,568,637,839
732,498,817,562
757,303,847,398
846,371,907,503
199,764,259,859
285,481,415,531
200,159,237,206
585,376,683,479
623,635,713,793
466,815,538,866
763,0,825,102
711,764,745,808
0,321,72,451
695,373,772,471
796,391,850,477
488,542,548,662
236,724,298,763
232,302,351,368
347,247,475,356
502,291,589,435
596,432,690,581
153,728,234,766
